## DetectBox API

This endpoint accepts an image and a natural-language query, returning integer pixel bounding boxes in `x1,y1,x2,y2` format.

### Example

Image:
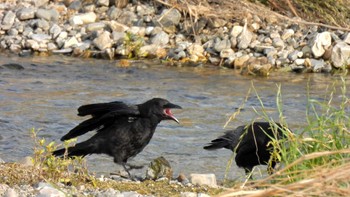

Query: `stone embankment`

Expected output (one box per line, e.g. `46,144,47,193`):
0,0,350,75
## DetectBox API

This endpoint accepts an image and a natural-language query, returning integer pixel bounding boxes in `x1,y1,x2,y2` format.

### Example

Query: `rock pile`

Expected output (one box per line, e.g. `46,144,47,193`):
0,0,349,74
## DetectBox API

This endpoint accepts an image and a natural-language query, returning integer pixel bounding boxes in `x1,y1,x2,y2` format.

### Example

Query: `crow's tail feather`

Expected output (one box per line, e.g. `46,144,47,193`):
203,138,233,150
52,141,94,158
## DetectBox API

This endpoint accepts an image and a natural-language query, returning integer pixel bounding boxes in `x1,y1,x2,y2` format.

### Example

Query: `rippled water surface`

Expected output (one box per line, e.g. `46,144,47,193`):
1,53,349,180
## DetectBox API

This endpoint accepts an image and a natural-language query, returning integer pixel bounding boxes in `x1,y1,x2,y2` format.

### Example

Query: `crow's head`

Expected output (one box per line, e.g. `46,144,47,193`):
139,98,182,123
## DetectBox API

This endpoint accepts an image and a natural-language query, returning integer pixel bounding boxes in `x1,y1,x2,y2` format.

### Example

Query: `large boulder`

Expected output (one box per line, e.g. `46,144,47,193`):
311,32,332,58
331,41,350,68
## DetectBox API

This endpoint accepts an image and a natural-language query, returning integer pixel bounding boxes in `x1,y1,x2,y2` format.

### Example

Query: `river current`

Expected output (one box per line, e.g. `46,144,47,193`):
0,54,349,180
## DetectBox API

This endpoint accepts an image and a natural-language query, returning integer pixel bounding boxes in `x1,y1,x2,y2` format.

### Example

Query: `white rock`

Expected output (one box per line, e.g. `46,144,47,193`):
281,29,295,40
69,16,83,26
69,12,97,26
138,44,158,57
181,192,210,197
63,36,79,48
49,24,61,39
237,22,253,49
57,31,68,40
187,43,205,57
145,26,154,35
230,25,243,37
128,26,146,37
86,22,106,32
311,32,332,58
4,188,17,197
251,23,260,31
96,0,109,6
37,186,64,197
52,48,73,54
214,38,231,52
331,41,350,68
151,31,169,46
272,37,285,48
16,8,35,20
120,191,141,197
29,34,51,43
295,58,305,66
106,21,129,32
9,44,21,53
190,173,217,188
55,31,68,48
2,11,16,26
93,31,112,50
343,33,350,44
220,48,235,58
34,0,49,7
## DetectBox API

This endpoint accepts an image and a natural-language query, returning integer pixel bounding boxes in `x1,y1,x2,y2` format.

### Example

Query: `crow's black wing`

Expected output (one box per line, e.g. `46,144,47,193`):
61,102,140,141
77,101,130,117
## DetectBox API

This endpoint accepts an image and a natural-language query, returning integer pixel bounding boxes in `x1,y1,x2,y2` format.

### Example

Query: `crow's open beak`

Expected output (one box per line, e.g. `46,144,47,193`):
163,103,182,124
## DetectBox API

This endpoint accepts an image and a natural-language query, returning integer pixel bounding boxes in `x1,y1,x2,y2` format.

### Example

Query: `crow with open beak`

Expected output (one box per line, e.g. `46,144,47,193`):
53,98,182,178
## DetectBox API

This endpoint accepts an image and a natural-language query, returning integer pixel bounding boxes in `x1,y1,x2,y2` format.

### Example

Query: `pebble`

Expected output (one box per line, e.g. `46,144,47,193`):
16,8,35,21
49,24,62,39
2,11,16,28
190,173,217,188
156,8,181,33
63,36,79,48
86,22,106,32
150,31,169,46
214,38,231,53
36,9,59,22
181,192,211,197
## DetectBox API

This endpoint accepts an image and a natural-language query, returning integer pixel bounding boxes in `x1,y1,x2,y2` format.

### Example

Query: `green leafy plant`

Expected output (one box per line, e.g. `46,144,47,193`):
31,128,96,186
124,32,145,59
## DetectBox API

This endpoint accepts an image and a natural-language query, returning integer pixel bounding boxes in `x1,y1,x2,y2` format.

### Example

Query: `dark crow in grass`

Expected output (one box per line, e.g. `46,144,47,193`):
53,98,182,177
204,122,288,176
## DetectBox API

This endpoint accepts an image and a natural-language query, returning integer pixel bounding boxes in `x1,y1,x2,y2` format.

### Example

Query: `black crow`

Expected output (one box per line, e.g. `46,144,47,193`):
53,98,182,177
204,122,288,176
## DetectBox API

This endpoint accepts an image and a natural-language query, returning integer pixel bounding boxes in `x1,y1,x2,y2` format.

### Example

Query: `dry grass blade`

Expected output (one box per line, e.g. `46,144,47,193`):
153,0,350,31
217,149,350,197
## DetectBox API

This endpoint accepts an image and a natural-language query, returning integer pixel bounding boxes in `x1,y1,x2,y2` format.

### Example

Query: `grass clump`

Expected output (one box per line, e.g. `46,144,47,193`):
123,32,144,59
0,129,96,187
221,78,350,196
277,78,350,183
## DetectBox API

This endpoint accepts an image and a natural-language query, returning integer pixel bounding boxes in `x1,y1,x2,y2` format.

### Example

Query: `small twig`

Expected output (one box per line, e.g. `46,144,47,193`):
285,0,299,18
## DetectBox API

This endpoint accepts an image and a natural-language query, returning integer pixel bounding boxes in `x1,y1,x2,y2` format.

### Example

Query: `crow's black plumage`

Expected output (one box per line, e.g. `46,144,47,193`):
204,122,288,176
53,98,182,177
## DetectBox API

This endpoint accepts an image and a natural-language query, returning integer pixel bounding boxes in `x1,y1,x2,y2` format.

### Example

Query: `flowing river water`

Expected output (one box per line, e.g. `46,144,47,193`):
1,53,349,180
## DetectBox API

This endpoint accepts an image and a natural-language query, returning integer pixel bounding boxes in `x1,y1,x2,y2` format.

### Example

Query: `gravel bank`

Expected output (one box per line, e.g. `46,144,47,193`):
0,0,349,75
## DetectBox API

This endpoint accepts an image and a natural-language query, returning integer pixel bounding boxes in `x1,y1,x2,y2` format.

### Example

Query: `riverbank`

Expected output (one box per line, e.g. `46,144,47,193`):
0,160,221,196
0,0,349,76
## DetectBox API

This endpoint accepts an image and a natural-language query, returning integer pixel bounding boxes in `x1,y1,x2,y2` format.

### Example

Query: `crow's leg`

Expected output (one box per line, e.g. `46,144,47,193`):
122,163,133,179
125,163,144,170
